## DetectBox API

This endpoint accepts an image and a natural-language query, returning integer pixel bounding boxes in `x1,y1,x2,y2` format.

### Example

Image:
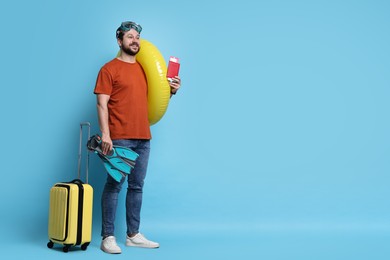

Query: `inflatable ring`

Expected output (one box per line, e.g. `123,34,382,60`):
117,39,170,125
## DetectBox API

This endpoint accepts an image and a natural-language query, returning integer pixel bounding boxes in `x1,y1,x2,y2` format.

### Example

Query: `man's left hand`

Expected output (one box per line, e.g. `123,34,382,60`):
169,76,181,95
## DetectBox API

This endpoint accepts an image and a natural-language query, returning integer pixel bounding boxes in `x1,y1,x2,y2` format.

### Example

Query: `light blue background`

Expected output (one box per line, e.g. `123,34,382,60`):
1,0,389,259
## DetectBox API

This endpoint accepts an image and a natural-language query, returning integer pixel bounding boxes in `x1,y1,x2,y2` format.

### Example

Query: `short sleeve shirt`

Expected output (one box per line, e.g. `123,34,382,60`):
94,58,151,140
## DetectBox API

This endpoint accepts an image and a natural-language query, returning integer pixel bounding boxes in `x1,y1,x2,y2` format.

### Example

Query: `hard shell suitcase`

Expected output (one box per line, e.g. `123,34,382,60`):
47,122,93,252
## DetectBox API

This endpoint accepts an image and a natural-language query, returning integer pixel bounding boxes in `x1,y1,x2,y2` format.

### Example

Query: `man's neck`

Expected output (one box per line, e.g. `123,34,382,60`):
117,51,136,63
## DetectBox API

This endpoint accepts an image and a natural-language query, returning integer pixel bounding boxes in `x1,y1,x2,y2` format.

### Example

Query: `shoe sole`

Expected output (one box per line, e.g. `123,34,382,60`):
126,241,159,248
100,245,122,254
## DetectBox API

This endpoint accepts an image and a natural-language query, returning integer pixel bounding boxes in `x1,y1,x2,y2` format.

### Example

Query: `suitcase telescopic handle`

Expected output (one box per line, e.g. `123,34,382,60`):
78,122,91,183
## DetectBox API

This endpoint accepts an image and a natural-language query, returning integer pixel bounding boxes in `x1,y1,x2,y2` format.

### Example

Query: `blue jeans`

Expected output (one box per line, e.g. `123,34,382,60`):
101,139,150,237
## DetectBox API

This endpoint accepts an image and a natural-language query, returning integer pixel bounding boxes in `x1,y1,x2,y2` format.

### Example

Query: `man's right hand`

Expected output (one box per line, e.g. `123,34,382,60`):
101,134,113,155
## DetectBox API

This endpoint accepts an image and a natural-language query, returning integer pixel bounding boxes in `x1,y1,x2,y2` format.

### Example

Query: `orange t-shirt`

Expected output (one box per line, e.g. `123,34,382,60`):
94,58,151,140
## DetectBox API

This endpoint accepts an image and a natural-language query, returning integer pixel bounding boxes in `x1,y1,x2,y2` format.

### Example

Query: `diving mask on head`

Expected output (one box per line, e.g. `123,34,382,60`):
116,21,142,38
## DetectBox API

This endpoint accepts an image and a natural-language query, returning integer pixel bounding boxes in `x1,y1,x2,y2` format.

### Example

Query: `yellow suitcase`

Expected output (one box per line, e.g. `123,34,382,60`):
47,122,93,252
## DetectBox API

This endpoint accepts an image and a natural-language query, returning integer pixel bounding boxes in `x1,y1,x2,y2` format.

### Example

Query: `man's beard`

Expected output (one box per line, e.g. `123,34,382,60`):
122,43,140,56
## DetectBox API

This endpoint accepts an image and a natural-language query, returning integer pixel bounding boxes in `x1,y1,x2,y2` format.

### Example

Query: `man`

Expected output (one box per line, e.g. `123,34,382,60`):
94,21,181,254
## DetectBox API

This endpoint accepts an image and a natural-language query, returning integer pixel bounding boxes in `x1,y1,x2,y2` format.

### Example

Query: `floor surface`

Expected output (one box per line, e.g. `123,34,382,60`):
4,227,389,259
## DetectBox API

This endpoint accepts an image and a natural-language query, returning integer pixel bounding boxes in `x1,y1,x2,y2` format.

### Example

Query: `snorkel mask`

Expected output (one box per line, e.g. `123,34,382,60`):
116,21,142,39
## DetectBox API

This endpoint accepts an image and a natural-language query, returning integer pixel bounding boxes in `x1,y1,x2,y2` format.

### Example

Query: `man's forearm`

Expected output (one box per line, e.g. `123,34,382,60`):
97,103,110,138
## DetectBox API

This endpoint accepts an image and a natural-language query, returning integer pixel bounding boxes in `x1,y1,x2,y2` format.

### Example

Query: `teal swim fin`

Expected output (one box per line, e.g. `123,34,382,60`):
114,146,138,166
87,134,139,177
101,157,126,182
104,148,133,173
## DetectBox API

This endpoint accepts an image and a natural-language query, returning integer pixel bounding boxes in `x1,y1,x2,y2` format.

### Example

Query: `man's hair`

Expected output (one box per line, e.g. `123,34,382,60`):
116,30,125,40
116,21,142,40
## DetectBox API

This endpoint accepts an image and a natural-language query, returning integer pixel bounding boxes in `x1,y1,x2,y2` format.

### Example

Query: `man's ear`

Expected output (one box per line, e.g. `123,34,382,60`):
117,38,122,48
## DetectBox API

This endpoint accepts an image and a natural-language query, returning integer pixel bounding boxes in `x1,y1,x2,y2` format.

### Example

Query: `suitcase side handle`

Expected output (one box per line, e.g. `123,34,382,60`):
78,122,91,183
70,178,84,185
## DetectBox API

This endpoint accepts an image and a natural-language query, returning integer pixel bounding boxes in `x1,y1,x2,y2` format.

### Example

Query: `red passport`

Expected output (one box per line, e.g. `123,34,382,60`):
167,56,180,79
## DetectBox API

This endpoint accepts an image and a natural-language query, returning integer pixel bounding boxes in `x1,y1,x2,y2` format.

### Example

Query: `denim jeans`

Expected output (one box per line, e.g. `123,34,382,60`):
101,139,150,237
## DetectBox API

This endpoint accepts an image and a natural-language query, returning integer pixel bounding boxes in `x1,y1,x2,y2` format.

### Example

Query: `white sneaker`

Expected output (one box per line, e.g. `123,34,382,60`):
101,236,122,254
126,233,160,248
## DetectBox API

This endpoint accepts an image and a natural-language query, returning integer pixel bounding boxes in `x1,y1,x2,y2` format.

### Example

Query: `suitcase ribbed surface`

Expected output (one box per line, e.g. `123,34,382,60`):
48,187,68,240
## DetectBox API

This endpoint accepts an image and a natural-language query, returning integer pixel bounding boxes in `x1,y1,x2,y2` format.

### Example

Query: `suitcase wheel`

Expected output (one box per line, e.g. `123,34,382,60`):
47,241,54,249
63,245,71,253
81,242,90,251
